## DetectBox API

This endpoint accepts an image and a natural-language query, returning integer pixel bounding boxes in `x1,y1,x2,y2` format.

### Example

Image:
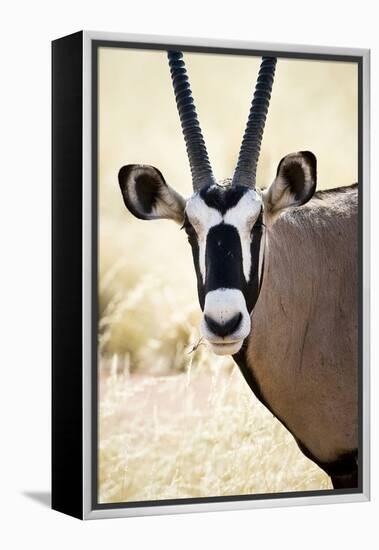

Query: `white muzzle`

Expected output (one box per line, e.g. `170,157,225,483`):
201,288,251,356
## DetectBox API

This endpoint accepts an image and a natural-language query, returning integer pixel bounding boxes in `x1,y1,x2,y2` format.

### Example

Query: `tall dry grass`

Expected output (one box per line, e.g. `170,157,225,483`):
98,48,356,502
99,363,331,503
98,253,332,503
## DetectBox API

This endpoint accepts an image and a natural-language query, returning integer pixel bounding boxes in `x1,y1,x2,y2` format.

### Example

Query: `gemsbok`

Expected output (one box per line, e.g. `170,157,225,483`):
118,51,358,490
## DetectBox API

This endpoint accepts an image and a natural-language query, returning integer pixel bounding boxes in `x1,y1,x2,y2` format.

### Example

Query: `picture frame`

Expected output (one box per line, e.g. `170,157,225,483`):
52,30,370,520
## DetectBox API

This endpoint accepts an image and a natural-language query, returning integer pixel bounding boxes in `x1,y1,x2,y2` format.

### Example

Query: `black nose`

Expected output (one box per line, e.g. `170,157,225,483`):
204,313,242,338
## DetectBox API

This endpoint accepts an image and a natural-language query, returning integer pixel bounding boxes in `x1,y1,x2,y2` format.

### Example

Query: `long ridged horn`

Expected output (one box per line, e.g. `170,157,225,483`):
168,51,216,191
232,57,277,188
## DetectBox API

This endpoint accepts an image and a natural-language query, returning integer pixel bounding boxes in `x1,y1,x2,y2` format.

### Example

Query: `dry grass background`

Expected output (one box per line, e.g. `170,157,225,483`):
98,47,357,503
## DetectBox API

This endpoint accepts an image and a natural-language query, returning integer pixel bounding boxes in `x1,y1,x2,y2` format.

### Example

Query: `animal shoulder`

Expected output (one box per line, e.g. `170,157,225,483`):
281,183,358,228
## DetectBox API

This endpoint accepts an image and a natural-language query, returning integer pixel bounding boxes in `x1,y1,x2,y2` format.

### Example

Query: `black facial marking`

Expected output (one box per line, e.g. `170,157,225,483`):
206,224,244,293
246,210,264,312
184,186,265,319
200,184,250,215
183,213,205,309
204,312,242,337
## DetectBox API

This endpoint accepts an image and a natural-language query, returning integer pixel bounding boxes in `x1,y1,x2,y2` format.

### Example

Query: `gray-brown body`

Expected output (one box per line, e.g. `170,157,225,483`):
238,184,358,486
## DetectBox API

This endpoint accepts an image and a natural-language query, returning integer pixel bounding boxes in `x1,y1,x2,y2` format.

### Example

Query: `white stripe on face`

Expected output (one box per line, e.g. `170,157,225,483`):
224,190,262,281
185,194,222,282
185,189,263,283
258,226,266,283
201,288,251,355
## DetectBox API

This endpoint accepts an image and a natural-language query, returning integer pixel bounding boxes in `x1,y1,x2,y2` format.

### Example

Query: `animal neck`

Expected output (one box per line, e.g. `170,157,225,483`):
255,185,358,330
237,185,358,465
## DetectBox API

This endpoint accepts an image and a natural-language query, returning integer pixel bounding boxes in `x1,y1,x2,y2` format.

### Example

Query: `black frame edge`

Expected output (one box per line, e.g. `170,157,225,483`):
52,30,84,520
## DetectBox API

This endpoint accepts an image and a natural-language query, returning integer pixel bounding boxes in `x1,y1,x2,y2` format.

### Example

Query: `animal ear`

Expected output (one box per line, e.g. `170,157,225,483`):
263,151,317,215
118,164,186,224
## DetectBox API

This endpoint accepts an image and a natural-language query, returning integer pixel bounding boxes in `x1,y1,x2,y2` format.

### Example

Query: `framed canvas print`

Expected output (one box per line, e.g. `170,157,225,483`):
52,31,370,520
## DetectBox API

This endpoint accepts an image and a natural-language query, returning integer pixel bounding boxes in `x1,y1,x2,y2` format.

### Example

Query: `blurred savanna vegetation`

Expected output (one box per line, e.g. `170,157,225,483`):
98,47,357,503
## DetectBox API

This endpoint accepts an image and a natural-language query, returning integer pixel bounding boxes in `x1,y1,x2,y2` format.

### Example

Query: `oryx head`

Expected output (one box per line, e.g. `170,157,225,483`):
118,52,317,356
